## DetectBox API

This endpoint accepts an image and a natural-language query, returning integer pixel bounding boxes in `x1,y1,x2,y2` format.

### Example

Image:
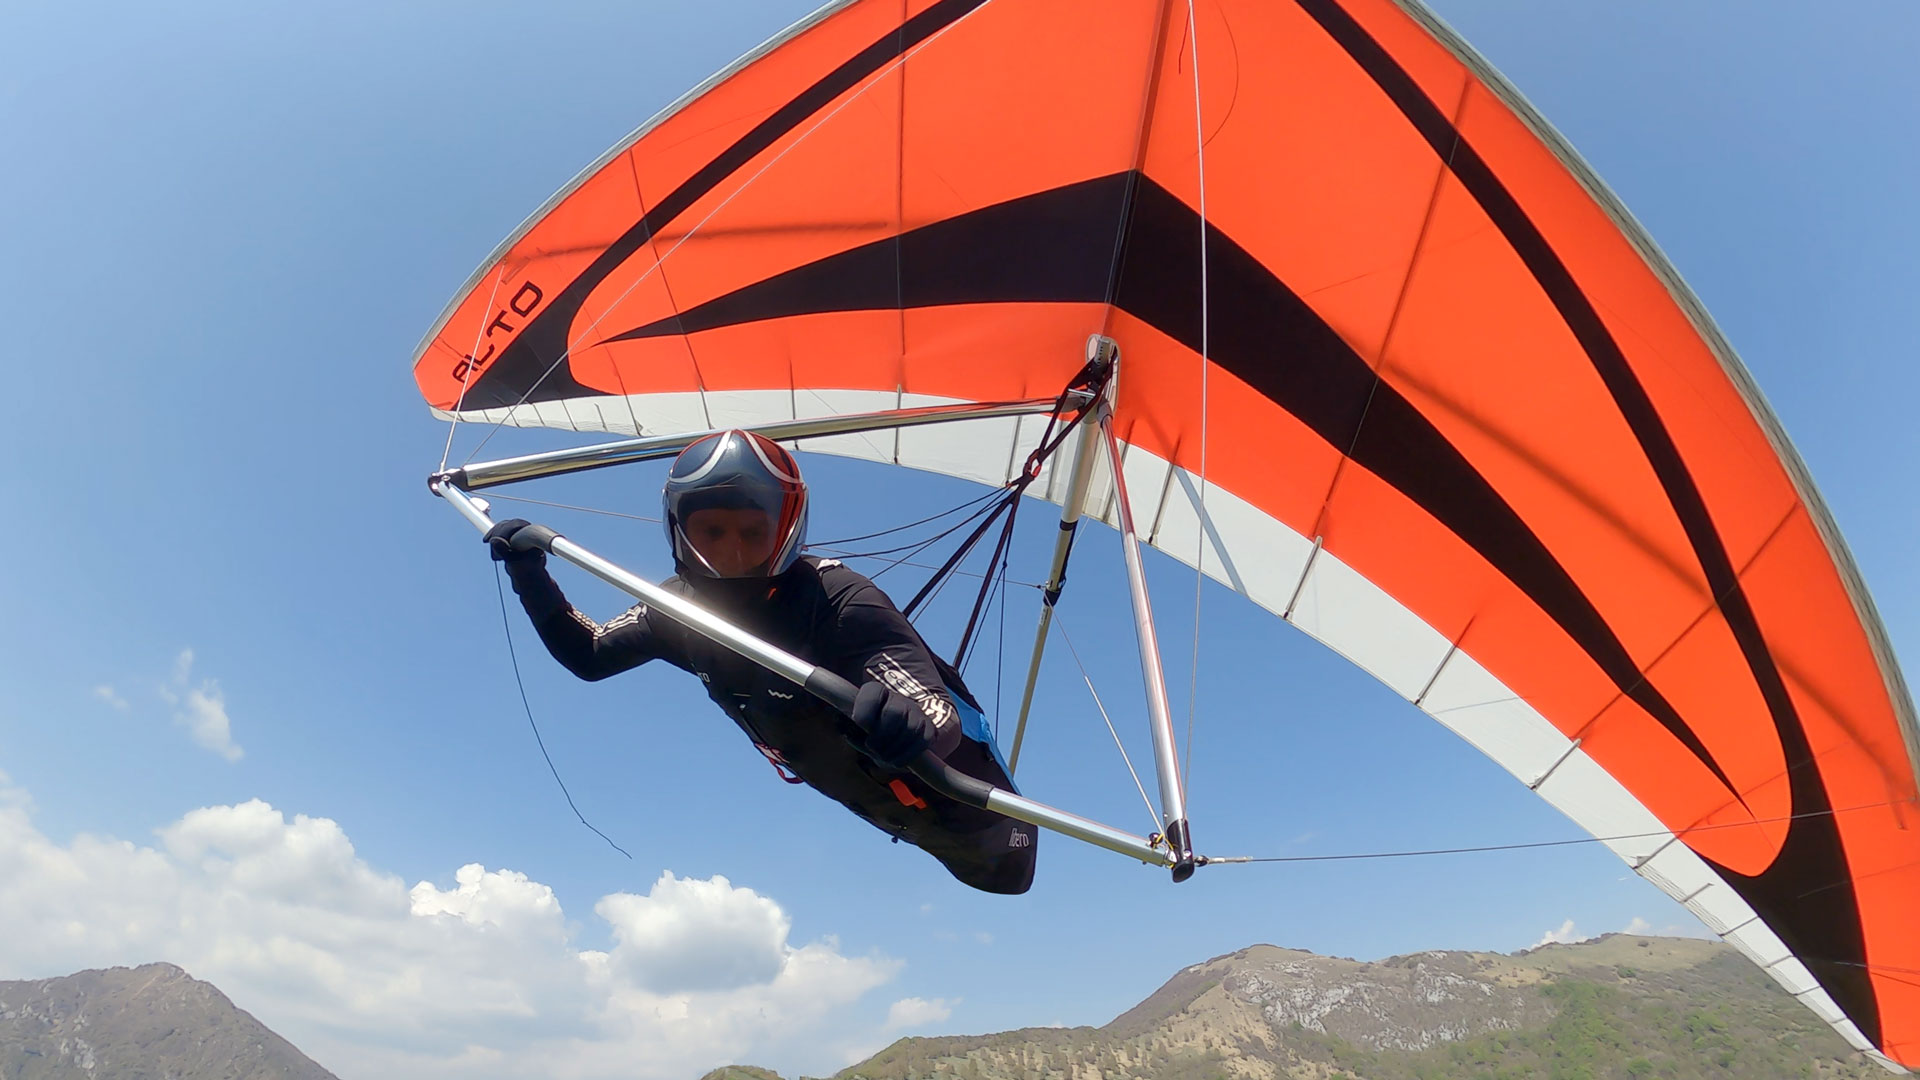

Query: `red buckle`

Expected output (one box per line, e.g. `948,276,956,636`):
754,742,805,785
888,778,929,810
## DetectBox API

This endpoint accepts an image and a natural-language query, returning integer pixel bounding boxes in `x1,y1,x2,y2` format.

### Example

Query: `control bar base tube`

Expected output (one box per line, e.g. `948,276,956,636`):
436,480,1178,871
1099,398,1198,881
985,790,1175,868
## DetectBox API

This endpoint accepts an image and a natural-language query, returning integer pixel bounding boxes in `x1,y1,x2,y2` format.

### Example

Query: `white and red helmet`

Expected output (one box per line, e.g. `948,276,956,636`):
662,430,809,578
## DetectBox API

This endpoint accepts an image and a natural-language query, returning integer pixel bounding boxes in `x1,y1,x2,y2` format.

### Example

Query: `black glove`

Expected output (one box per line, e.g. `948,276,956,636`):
483,518,556,563
853,681,934,768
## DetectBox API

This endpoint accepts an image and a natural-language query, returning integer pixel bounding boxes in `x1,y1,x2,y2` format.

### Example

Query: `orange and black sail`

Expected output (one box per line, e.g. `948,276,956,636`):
413,1,1920,1067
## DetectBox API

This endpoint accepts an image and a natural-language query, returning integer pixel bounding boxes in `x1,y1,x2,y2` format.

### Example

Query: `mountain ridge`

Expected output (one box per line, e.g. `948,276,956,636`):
0,962,338,1080
704,934,1885,1080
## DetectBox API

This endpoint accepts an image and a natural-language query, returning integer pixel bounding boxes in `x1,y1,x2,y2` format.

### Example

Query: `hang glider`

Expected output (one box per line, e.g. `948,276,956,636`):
411,0,1920,1069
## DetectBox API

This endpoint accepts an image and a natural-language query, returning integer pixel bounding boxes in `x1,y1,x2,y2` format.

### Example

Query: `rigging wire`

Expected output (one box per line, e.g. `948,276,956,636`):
482,492,661,523
906,541,970,612
439,269,507,473
464,473,1038,589
812,546,1041,589
472,463,1044,588
901,488,1024,617
913,373,1099,638
813,493,1007,561
481,486,1020,584
493,565,633,860
479,493,1036,584
1055,613,1162,836
1819,958,1920,996
1204,798,1919,867
458,3,996,467
1181,0,1210,817
809,487,1005,548
851,502,1011,591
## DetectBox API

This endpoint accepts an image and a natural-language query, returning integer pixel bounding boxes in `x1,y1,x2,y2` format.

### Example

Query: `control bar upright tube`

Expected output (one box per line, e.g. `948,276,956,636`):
1006,416,1101,775
1098,401,1197,881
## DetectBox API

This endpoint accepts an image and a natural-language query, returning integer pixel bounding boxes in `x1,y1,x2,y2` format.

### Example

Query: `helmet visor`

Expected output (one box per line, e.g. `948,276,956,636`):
679,500,782,578
664,431,808,578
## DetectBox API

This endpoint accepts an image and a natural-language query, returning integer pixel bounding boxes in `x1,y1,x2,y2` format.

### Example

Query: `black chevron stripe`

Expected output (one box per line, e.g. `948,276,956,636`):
599,171,1742,800
587,156,1875,1043
1292,0,1872,1048
459,0,990,410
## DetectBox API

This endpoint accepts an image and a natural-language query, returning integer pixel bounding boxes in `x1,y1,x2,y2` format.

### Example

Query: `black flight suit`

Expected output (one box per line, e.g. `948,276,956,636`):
503,553,1037,894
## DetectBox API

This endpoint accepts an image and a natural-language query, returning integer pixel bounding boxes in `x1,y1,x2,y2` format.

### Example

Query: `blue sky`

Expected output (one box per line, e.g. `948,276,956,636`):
2,2,1916,1077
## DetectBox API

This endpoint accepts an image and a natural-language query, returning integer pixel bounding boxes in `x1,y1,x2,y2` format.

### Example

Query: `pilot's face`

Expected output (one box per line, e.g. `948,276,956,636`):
684,507,777,577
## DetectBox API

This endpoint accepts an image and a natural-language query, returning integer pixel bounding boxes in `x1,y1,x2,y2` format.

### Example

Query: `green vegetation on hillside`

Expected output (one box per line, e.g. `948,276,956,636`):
829,947,1879,1080
1205,963,1869,1080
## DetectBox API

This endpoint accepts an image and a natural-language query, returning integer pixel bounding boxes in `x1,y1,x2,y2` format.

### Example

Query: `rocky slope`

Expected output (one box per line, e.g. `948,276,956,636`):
715,935,1887,1080
0,963,337,1080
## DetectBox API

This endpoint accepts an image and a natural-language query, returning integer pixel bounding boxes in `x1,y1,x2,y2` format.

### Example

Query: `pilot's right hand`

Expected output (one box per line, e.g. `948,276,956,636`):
853,681,933,768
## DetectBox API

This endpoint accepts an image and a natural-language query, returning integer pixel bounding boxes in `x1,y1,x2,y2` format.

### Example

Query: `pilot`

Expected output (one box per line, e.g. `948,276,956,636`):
485,428,1035,894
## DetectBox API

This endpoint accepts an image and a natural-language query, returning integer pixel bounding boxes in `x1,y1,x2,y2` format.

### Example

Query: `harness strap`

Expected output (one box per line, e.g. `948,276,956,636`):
753,742,806,785
901,369,1101,630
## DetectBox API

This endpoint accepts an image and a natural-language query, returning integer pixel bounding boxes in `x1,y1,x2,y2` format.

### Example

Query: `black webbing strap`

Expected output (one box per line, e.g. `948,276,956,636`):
951,486,1022,667
901,357,1110,662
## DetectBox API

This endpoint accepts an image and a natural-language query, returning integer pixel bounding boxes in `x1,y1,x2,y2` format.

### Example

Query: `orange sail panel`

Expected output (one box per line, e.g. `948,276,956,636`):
411,0,1920,1067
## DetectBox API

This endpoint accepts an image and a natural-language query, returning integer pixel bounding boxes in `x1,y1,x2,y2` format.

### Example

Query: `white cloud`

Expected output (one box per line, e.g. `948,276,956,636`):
1533,919,1592,948
885,996,953,1031
175,686,242,762
92,685,129,711
972,931,993,945
1623,916,1653,935
156,649,242,762
596,873,791,994
0,775,904,1080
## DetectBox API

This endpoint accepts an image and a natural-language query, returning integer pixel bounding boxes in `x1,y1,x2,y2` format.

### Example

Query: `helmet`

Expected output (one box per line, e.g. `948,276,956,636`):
662,430,809,579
